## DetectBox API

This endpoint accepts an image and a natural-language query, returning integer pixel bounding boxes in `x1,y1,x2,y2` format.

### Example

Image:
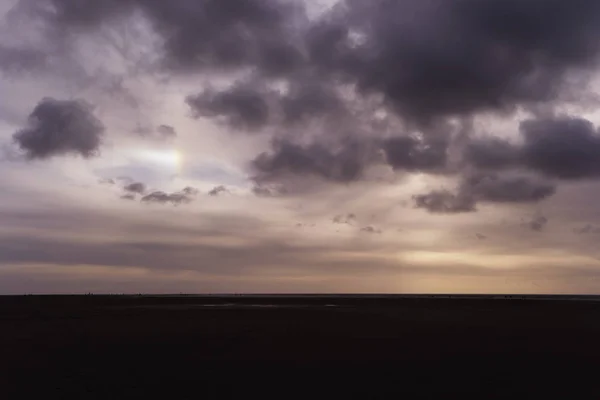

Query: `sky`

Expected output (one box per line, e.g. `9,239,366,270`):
3,0,600,294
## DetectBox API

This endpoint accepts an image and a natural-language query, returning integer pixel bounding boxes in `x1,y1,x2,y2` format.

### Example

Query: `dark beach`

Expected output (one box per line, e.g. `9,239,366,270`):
2,295,600,398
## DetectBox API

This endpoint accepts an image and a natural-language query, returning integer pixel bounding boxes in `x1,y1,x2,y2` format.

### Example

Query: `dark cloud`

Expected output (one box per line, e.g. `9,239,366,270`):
313,0,600,123
476,233,487,240
281,80,345,125
138,0,307,75
141,190,192,205
413,190,477,214
252,139,376,184
465,137,522,170
208,185,229,196
382,136,448,173
520,117,600,179
461,173,556,203
120,193,136,201
466,117,600,180
414,173,554,214
21,0,600,125
29,0,306,76
12,98,104,159
39,0,135,28
123,182,146,194
0,45,48,74
186,82,272,131
185,76,347,131
16,0,600,201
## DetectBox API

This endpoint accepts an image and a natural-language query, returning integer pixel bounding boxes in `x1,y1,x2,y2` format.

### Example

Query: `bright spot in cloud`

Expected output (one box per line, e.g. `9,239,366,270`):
136,149,182,170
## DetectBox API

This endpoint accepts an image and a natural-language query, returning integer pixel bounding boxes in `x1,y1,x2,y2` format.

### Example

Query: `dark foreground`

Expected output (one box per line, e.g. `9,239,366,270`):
3,295,600,398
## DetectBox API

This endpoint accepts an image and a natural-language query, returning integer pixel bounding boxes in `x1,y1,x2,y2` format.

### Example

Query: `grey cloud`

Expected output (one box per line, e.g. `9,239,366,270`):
120,193,136,200
19,0,600,125
476,233,487,240
141,190,192,205
0,45,48,74
98,178,115,185
573,224,600,234
156,124,177,138
252,139,376,184
333,213,357,225
181,186,199,196
123,182,146,194
134,124,177,141
35,0,306,75
39,0,135,28
16,0,600,202
0,232,402,280
520,117,600,179
281,80,345,125
462,173,556,203
0,207,416,281
465,137,522,170
360,226,382,234
382,136,448,173
314,0,600,123
185,76,347,133
12,98,104,159
414,173,555,214
208,185,229,196
140,0,307,75
528,215,549,232
413,190,477,214
466,117,600,180
116,176,133,183
186,82,272,131
252,184,287,197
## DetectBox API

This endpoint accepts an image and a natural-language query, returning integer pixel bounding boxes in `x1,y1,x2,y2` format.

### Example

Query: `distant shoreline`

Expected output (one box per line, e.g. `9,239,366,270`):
3,293,600,299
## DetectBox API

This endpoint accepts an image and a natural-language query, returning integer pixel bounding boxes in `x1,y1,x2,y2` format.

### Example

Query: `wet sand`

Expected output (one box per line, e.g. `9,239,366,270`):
2,295,600,398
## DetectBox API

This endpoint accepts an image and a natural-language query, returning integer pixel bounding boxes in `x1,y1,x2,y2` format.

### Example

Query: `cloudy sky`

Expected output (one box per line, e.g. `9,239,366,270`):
3,0,600,294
